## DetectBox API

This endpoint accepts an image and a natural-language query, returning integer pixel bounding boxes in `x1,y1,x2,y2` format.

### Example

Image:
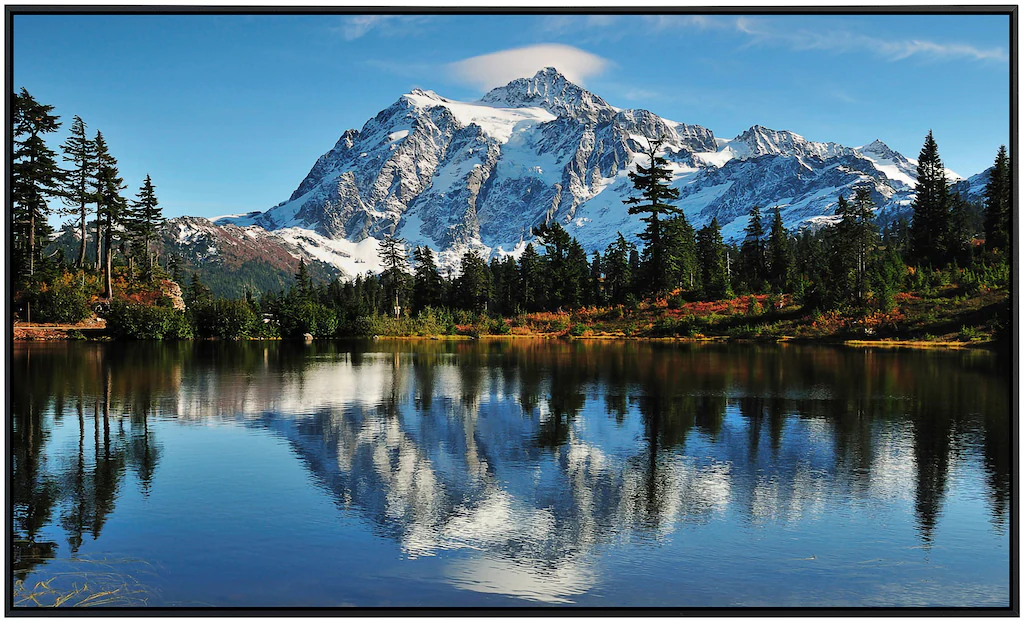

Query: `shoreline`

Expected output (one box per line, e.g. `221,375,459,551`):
12,323,995,350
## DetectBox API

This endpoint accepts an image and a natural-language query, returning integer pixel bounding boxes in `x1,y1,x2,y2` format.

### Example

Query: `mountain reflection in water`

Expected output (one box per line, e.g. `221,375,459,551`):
11,340,1011,606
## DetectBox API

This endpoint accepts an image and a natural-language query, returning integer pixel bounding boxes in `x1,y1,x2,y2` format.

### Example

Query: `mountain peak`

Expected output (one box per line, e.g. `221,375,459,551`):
857,139,914,168
859,139,900,158
406,87,444,101
738,124,800,140
731,124,855,161
479,67,615,123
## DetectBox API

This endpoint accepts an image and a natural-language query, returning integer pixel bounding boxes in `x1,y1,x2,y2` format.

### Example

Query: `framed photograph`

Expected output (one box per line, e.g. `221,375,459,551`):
7,4,1016,614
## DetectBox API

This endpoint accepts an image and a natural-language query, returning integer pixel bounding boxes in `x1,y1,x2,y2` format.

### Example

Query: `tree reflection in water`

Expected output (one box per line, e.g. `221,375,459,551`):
11,340,1011,601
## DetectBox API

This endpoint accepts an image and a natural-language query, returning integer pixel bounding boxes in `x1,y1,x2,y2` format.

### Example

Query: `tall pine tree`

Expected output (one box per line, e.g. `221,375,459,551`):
12,88,65,283
489,255,519,315
377,235,409,317
128,175,163,280
983,145,1011,256
623,137,682,296
831,188,877,306
946,191,974,267
563,239,591,309
93,131,128,299
665,213,698,292
696,218,731,300
602,233,635,305
909,130,950,267
60,115,96,270
454,250,491,312
588,251,604,307
518,243,545,312
412,246,444,313
766,206,791,293
536,222,572,308
739,204,766,292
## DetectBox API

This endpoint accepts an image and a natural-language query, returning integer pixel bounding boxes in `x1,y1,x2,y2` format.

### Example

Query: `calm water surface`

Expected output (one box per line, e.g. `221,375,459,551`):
11,340,1011,607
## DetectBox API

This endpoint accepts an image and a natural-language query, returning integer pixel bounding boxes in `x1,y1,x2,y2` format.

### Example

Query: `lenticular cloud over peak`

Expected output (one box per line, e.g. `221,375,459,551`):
447,44,610,92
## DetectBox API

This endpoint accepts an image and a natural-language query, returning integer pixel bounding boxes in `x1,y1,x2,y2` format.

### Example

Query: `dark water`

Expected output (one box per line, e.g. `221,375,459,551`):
11,340,1011,608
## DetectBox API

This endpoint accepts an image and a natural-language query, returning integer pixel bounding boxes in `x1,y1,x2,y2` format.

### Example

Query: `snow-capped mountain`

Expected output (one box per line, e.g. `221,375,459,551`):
208,67,983,278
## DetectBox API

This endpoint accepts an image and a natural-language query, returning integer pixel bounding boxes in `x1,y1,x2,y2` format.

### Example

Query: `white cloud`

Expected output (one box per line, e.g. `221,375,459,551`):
644,14,726,31
337,15,385,40
550,13,1007,64
733,16,1007,63
334,15,433,41
447,44,610,92
541,14,619,33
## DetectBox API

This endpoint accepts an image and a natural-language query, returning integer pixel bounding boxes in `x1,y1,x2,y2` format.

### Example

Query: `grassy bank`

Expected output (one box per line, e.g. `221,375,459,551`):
19,282,1006,350
443,285,1006,347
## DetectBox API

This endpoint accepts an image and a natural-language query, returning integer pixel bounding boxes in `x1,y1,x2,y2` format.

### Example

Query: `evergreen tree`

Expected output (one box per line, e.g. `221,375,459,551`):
497,255,520,314
355,274,382,315
826,191,878,307
983,145,1011,256
623,136,682,296
664,214,698,292
588,251,605,307
128,175,163,280
412,246,444,313
536,222,572,308
946,191,974,268
377,235,409,317
739,204,766,292
602,233,634,305
696,218,730,300
294,259,313,301
869,245,906,312
59,115,96,270
766,206,791,293
12,88,65,284
881,216,911,254
628,247,641,293
184,272,212,308
563,239,591,309
489,256,520,316
846,188,878,304
909,130,950,267
826,196,856,307
92,131,128,299
518,243,545,312
454,250,491,312
167,253,185,283
90,132,109,272
794,229,828,308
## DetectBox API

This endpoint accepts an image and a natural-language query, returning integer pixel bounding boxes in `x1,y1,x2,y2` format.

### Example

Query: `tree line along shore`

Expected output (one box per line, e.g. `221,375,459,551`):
11,89,1011,347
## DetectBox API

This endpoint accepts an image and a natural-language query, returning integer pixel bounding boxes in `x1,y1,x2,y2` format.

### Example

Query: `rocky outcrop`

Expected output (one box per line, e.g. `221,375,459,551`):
160,279,186,311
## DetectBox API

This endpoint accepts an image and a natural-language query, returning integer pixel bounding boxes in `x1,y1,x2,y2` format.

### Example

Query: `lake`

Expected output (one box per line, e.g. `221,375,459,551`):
10,339,1011,608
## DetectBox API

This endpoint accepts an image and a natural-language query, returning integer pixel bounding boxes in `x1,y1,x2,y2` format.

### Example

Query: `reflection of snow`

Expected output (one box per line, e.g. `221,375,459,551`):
868,422,917,502
748,466,829,524
157,348,991,604
442,490,554,552
619,456,732,539
445,555,597,604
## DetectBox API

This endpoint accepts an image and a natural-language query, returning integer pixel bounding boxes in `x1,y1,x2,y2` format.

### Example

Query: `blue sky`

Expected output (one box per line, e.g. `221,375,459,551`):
14,12,1011,222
